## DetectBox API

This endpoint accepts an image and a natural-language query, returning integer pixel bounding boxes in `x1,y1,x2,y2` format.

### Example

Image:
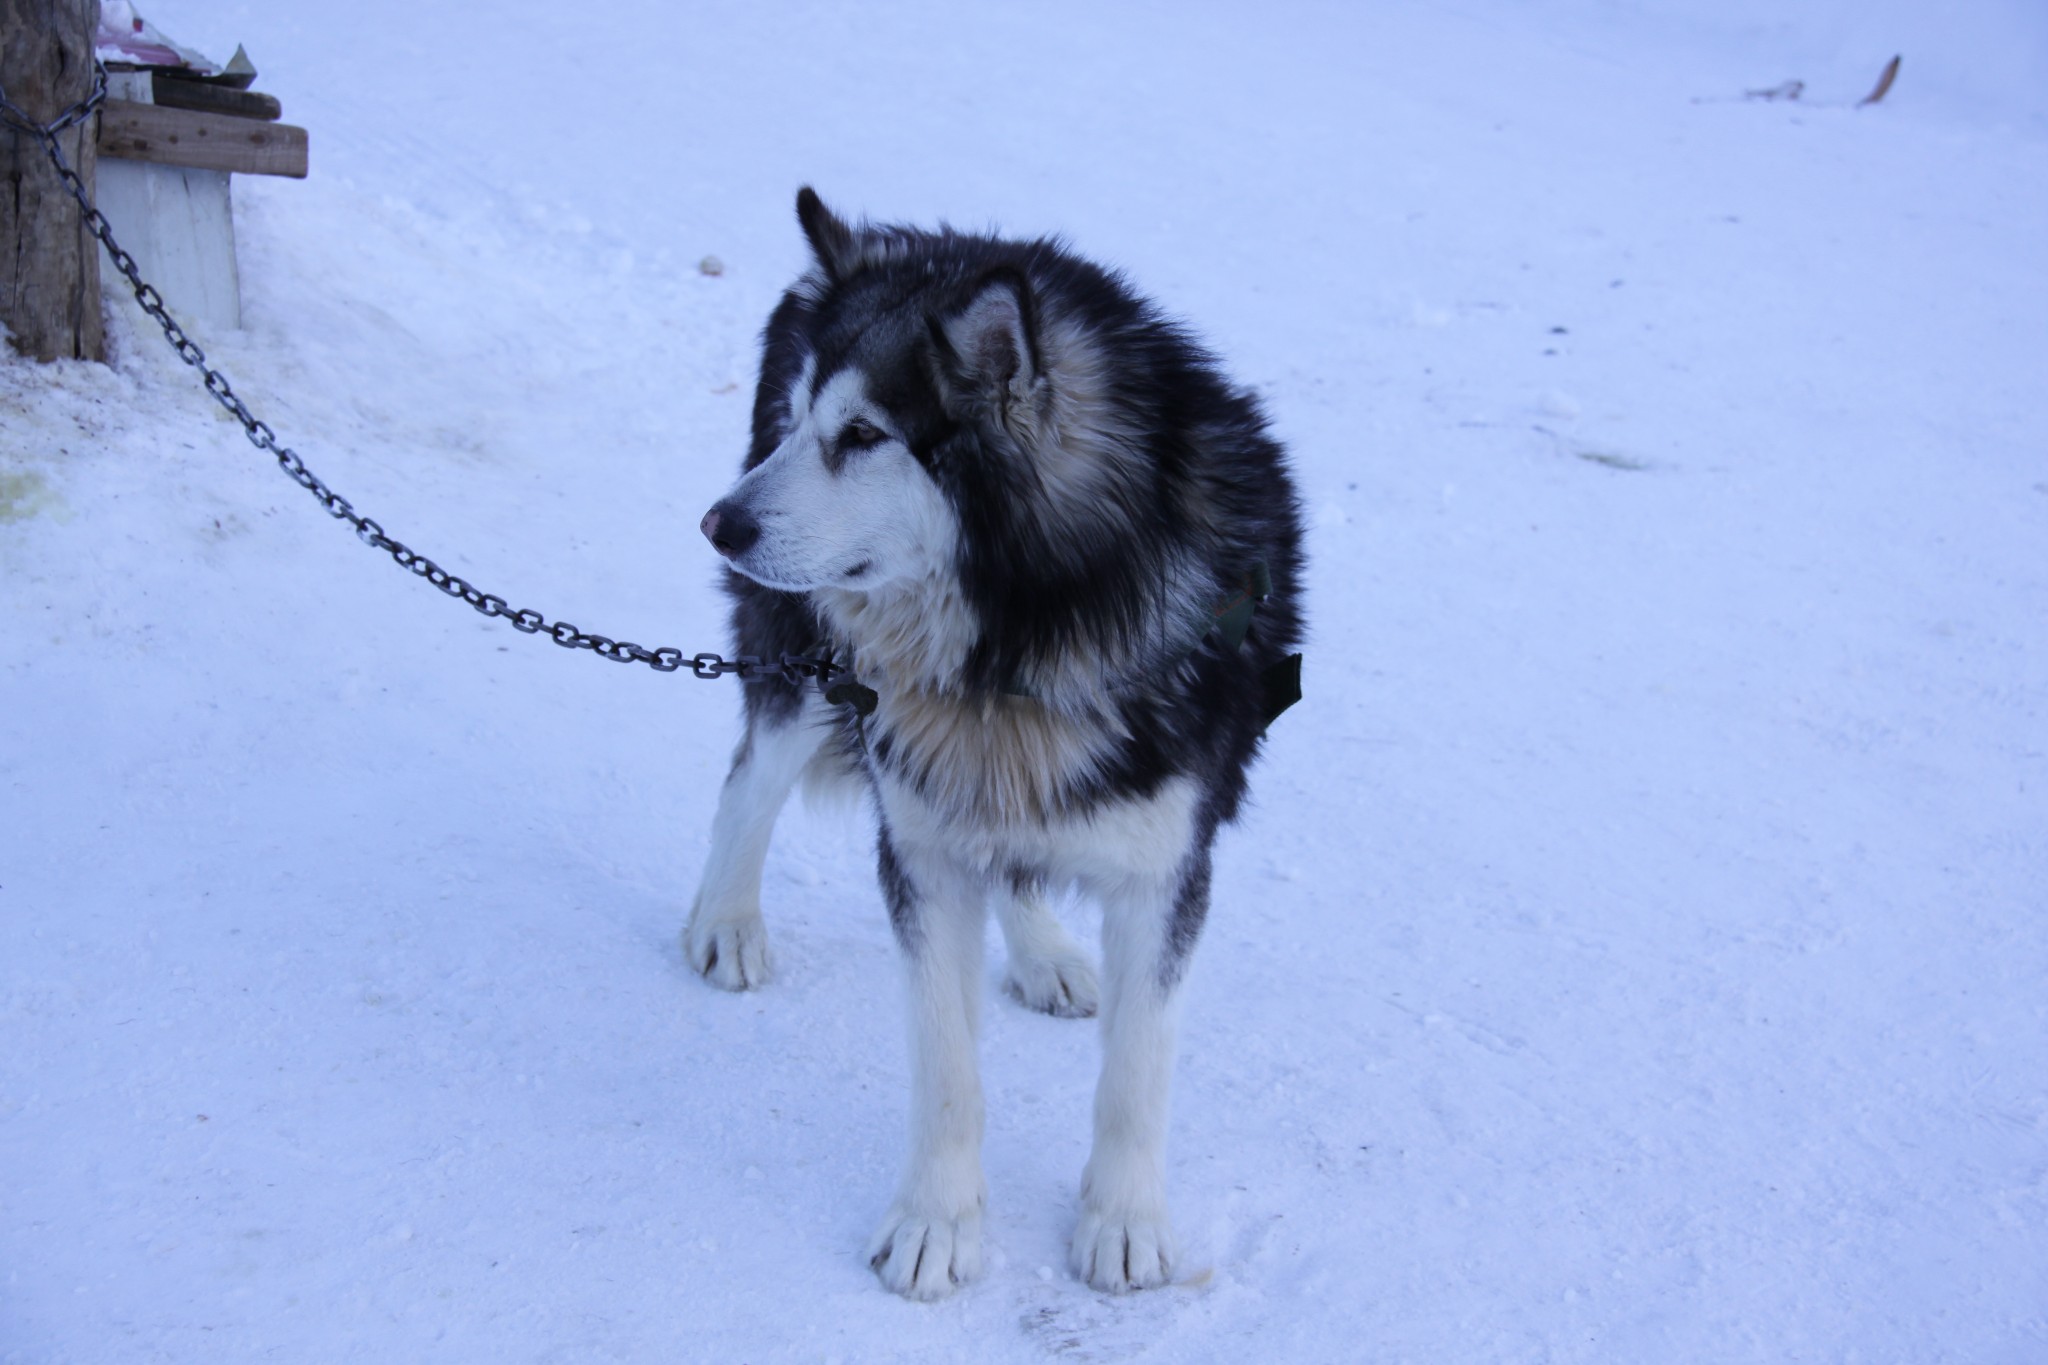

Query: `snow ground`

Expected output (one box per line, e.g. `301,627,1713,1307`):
4,2,2045,1361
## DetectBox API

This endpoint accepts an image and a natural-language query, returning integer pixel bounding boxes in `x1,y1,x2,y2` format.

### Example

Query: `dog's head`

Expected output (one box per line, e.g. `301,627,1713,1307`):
702,190,1257,700
700,189,1086,595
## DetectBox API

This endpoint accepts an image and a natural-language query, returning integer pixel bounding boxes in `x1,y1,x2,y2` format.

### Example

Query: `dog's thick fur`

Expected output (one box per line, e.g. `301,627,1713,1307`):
686,189,1303,1298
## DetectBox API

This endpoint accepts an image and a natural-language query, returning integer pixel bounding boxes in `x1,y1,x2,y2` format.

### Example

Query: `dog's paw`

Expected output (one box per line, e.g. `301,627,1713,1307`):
1003,945,1099,1019
682,906,772,991
1070,1206,1176,1294
867,1206,983,1301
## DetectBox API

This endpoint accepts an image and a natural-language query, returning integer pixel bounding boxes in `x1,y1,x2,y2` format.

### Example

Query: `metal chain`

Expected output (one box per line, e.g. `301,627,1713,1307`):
2,65,869,705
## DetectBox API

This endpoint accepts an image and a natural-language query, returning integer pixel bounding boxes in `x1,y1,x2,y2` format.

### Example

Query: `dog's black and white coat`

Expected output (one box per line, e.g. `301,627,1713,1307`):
688,189,1303,1298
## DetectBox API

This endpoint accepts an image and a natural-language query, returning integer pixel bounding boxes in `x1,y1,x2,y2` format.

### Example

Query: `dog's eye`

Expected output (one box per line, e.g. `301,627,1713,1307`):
839,419,888,452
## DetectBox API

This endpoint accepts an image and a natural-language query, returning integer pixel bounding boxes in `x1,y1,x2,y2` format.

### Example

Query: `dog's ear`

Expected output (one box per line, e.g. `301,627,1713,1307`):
796,186,860,283
928,267,1043,422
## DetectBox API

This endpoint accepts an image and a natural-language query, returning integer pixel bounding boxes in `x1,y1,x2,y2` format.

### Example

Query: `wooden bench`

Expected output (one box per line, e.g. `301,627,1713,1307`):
93,62,308,332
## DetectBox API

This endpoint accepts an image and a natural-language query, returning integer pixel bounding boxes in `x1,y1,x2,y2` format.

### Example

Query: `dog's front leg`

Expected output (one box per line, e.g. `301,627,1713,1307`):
683,708,825,990
866,829,989,1300
1071,849,1208,1293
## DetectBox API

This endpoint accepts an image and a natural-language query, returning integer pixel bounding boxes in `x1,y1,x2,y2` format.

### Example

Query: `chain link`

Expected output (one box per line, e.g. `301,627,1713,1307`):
3,65,870,707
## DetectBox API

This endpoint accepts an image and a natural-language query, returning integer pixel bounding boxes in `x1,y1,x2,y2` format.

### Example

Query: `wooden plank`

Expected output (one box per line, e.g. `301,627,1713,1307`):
150,75,284,122
94,160,243,331
97,99,308,179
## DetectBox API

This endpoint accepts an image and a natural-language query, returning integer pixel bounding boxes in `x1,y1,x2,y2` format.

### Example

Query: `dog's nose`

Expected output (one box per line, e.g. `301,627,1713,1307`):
700,502,760,559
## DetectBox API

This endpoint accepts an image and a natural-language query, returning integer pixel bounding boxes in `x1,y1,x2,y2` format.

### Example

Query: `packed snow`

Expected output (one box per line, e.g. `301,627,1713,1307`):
3,2,2044,1361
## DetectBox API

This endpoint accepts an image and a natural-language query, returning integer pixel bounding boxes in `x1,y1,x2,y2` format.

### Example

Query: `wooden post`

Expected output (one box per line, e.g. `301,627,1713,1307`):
1,0,104,363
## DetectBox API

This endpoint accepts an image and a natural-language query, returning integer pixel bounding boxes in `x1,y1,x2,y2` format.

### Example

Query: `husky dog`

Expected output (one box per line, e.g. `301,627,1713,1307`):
686,189,1303,1299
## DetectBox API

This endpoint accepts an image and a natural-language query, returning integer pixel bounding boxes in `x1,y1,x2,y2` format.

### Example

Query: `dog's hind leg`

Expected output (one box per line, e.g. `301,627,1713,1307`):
996,886,1099,1018
867,830,989,1300
683,708,825,990
1070,836,1212,1293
